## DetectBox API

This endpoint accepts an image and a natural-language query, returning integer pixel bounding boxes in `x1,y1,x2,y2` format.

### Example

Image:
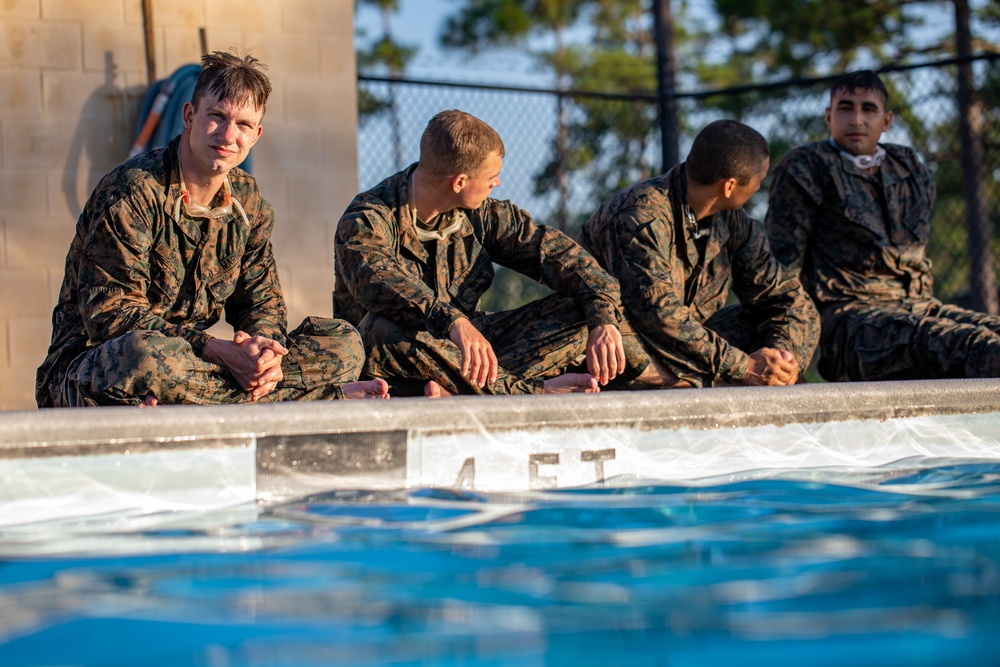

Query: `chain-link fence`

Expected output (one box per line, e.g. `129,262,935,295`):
358,55,1000,311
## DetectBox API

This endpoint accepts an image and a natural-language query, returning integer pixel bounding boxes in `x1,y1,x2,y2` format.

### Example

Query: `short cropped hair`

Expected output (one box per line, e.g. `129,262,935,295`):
685,119,769,186
419,110,505,178
830,70,889,108
191,50,272,114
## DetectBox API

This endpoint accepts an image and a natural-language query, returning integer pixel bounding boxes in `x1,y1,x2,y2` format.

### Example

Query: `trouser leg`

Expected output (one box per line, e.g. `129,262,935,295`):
360,314,544,397
821,302,1000,381
55,319,364,406
479,293,648,388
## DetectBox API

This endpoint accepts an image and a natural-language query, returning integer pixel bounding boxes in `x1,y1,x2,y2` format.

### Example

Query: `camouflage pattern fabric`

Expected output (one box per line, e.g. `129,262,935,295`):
766,140,1000,381
360,293,649,396
37,137,362,406
49,317,363,406
336,165,639,394
580,163,819,388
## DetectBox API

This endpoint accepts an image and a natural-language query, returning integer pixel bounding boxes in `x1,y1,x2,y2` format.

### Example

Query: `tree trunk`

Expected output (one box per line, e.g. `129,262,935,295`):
955,0,997,313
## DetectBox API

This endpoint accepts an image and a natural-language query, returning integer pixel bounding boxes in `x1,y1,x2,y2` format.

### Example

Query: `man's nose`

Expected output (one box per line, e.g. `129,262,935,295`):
219,121,238,142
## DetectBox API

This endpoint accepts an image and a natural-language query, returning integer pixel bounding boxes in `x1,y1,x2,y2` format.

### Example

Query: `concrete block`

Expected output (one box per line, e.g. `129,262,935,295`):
206,0,280,30
271,215,330,267
281,0,352,37
249,169,289,215
0,268,53,317
198,29,245,60
146,0,204,28
286,169,353,228
0,70,42,116
252,125,321,173
41,0,124,23
8,316,51,369
0,366,37,411
82,24,147,76
161,27,208,74
43,72,133,122
6,214,74,268
50,167,105,223
0,0,39,18
244,31,319,76
6,119,130,172
284,80,346,127
280,263,335,323
0,318,8,368
0,21,81,69
0,168,48,215
320,33,357,79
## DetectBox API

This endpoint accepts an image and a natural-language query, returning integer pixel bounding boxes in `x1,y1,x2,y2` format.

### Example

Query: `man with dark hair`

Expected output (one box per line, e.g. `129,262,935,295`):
336,109,646,396
766,70,1000,381
580,119,819,388
37,50,388,407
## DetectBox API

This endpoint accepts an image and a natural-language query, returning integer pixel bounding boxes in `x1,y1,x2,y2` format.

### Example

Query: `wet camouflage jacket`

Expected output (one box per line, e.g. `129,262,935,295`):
580,163,818,384
335,165,620,339
37,136,286,406
765,140,936,306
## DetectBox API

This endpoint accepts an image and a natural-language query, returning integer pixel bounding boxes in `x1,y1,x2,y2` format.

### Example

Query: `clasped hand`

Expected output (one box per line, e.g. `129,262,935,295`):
203,331,288,401
741,347,799,386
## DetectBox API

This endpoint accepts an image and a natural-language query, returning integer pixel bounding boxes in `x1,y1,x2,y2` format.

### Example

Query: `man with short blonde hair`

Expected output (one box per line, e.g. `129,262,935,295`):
336,109,646,396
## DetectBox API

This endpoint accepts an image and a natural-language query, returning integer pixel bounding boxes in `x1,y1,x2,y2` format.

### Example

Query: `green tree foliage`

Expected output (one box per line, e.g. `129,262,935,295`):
356,0,418,169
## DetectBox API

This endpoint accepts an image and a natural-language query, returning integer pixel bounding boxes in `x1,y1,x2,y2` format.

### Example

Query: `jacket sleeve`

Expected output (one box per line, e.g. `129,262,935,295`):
336,203,468,339
223,197,287,346
730,215,820,369
604,205,751,383
480,200,620,329
765,150,818,274
77,195,217,355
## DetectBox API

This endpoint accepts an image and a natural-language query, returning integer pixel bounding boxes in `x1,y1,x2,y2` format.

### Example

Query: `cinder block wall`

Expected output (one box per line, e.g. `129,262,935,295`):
0,0,359,410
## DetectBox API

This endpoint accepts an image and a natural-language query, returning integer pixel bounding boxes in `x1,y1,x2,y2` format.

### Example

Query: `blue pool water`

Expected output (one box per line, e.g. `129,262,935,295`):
2,457,1000,666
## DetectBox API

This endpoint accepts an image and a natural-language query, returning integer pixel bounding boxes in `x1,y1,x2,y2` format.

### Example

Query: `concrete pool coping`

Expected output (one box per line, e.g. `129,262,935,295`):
1,378,999,523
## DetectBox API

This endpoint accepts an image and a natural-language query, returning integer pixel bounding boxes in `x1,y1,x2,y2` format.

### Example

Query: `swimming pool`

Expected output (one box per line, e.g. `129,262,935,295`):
2,381,999,665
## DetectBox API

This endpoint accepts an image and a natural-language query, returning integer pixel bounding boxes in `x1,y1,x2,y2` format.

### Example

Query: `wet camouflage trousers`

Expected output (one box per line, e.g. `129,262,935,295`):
818,300,1000,381
360,294,649,396
48,317,364,406
627,304,803,387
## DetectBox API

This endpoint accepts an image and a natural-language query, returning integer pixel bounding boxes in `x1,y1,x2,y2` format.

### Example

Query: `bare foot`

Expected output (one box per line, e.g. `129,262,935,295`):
342,378,390,400
424,380,454,398
139,392,159,408
543,373,600,394
633,357,692,389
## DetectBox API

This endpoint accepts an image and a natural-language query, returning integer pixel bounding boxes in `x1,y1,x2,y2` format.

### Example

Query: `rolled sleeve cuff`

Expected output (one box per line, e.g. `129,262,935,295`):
584,298,619,330
184,329,216,357
426,302,467,340
719,347,751,384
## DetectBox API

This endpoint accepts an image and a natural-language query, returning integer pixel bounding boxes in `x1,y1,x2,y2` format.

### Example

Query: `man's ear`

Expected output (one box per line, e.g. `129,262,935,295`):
182,101,195,129
883,109,894,131
721,177,737,200
451,173,467,194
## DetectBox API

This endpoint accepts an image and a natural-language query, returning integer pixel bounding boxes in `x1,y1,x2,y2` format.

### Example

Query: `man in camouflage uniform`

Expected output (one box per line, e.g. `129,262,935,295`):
336,110,644,397
580,120,819,388
766,70,1000,381
36,51,388,407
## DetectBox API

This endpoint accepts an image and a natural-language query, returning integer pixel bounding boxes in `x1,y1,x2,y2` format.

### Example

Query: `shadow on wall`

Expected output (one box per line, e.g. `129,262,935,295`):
62,52,145,219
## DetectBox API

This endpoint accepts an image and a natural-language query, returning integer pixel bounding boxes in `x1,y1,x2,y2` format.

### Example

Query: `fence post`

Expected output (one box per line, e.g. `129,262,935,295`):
954,0,997,314
652,0,679,173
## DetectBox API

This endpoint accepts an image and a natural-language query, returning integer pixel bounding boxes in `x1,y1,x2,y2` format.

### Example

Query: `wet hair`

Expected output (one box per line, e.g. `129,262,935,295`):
190,50,272,114
419,110,505,178
829,70,889,109
685,119,769,186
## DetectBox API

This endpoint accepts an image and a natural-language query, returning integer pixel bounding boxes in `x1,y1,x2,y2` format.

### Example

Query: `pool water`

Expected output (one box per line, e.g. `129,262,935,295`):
2,457,999,666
